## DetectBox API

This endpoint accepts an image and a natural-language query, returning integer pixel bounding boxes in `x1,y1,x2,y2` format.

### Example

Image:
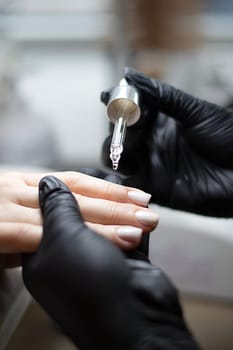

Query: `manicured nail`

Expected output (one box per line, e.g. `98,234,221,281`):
117,226,143,240
128,191,151,206
135,210,159,226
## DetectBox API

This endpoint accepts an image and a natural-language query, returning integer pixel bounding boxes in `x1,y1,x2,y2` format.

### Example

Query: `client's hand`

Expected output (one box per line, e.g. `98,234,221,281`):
23,175,136,349
22,176,198,350
0,171,158,268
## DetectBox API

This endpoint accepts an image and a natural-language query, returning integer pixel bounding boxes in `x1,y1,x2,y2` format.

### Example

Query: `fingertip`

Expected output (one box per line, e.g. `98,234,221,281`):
100,89,112,105
124,66,133,76
100,91,107,104
39,175,70,211
124,66,143,83
124,66,137,77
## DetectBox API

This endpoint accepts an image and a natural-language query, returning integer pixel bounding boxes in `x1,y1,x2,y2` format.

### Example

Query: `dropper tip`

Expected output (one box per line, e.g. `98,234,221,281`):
112,163,118,171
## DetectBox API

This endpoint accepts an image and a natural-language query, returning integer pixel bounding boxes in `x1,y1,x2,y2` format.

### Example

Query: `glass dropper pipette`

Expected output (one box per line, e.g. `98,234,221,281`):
107,79,141,170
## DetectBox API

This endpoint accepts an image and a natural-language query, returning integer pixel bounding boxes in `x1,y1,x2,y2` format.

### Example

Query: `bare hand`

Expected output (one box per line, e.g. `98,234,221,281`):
0,171,159,267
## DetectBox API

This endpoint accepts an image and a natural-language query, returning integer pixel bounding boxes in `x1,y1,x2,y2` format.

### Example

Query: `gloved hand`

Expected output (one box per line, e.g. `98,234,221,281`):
101,67,233,217
22,176,199,350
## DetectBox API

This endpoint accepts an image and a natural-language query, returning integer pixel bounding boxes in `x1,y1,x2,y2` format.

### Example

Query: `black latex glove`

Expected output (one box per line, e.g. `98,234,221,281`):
101,67,233,217
22,176,199,350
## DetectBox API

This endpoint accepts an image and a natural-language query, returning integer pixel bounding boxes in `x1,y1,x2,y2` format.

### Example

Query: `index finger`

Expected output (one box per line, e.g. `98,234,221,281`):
21,171,151,206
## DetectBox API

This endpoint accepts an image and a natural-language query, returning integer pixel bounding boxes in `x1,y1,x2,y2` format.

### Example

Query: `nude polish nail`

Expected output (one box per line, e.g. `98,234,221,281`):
135,210,159,226
117,226,143,240
128,191,151,206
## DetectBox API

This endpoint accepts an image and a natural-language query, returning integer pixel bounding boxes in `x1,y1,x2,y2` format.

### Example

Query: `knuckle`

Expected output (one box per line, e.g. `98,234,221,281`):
17,224,31,243
61,171,79,188
103,181,122,200
103,181,113,196
108,202,121,221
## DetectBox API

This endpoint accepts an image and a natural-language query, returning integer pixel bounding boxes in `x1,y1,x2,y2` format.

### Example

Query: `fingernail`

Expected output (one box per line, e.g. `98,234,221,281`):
128,191,151,206
117,226,143,240
135,210,159,226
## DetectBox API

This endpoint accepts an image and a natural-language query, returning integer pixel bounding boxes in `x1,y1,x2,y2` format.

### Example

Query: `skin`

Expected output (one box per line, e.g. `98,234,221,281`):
0,171,159,268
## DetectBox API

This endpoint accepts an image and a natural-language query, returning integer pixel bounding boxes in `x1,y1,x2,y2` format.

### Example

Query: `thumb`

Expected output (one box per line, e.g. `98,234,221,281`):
39,175,86,238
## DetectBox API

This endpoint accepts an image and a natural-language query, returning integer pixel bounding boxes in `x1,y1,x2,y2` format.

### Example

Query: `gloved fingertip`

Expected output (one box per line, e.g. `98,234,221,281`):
100,90,110,105
124,68,134,83
39,175,70,211
124,66,133,75
124,66,140,79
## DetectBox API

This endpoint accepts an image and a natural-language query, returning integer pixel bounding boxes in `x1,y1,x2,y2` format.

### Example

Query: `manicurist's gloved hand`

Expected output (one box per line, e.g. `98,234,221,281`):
101,67,233,217
22,176,199,350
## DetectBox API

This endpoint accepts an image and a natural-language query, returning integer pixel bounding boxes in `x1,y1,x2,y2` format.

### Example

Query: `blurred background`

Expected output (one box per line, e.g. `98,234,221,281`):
0,0,233,170
0,1,233,350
